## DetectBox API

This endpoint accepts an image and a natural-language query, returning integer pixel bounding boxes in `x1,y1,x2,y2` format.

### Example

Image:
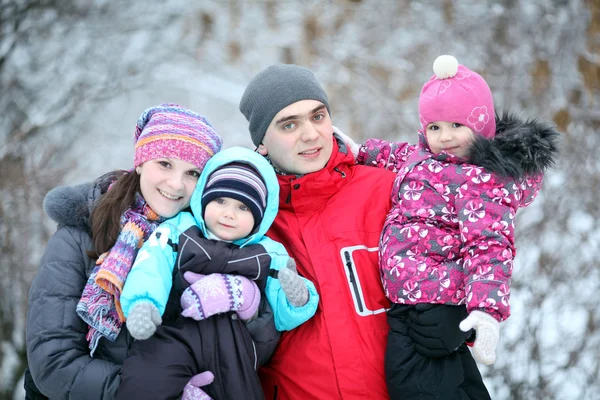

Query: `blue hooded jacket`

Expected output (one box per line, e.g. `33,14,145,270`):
121,146,319,331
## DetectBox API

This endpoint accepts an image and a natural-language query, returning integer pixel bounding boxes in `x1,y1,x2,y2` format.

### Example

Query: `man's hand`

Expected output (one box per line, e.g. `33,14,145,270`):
459,310,500,365
407,304,473,358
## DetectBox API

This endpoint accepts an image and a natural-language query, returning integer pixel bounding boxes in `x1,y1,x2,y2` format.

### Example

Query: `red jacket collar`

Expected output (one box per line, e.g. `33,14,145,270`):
276,138,352,211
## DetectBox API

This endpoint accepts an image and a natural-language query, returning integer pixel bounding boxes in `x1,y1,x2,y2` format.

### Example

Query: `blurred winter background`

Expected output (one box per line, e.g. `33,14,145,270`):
0,0,597,399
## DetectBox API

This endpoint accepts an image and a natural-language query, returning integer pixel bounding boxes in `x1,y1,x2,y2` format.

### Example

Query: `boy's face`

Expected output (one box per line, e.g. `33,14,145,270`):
258,99,334,175
204,197,255,241
425,121,475,159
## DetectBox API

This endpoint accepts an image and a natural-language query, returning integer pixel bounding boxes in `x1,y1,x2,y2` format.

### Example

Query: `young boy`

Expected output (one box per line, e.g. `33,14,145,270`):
116,146,319,400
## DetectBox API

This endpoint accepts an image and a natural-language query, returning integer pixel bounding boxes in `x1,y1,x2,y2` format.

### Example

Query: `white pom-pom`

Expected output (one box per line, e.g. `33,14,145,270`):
433,55,458,79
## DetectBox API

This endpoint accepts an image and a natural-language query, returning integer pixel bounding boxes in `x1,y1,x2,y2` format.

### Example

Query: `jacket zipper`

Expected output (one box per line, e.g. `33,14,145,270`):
344,251,363,312
334,167,346,178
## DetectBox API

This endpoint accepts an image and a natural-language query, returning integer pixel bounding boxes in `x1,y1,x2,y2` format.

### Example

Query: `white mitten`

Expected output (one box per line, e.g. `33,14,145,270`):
333,126,361,161
126,301,162,340
459,310,500,365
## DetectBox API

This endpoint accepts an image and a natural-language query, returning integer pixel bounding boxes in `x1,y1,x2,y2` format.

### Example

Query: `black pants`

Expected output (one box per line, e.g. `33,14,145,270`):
24,368,48,400
116,314,264,400
385,305,491,400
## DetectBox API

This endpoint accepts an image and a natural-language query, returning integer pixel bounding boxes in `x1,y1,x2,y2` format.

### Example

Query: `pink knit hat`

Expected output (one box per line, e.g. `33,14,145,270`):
133,103,223,169
419,55,496,139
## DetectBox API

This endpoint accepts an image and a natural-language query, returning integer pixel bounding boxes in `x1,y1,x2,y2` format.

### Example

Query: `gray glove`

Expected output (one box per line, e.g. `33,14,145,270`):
279,259,309,307
126,301,162,340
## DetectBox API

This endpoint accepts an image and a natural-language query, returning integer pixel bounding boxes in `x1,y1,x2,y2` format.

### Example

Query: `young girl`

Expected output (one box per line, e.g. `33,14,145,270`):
24,103,230,399
346,55,559,399
116,146,319,400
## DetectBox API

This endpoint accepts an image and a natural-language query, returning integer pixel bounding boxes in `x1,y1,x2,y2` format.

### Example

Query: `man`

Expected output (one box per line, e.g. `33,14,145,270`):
240,64,475,399
239,64,396,399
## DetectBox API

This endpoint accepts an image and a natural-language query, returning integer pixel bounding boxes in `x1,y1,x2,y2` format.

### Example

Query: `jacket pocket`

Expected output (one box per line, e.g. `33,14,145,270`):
340,245,390,317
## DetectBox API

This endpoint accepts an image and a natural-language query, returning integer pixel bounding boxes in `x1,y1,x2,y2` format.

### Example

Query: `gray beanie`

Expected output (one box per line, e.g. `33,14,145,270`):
239,64,331,146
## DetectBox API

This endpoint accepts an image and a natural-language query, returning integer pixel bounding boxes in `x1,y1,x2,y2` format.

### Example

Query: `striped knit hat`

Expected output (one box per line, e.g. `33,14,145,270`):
133,103,223,169
201,162,267,232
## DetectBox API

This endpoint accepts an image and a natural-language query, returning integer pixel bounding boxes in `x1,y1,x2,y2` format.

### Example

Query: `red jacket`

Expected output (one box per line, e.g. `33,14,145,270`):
259,139,396,400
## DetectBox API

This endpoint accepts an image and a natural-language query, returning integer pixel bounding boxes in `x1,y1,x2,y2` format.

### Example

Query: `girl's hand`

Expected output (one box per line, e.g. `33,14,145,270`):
459,310,500,365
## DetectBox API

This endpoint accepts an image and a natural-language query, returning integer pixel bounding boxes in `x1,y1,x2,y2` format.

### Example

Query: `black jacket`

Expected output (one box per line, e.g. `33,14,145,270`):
26,174,279,400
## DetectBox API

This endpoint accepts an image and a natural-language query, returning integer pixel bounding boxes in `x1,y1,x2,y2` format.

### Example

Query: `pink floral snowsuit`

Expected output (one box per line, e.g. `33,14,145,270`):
357,116,554,322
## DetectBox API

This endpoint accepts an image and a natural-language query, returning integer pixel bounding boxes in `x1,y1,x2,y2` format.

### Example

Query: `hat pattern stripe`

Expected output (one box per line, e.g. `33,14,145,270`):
202,188,264,218
133,103,222,169
206,169,267,206
135,134,218,156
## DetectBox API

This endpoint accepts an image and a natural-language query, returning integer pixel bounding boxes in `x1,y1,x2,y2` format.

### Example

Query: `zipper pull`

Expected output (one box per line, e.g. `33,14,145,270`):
334,167,346,178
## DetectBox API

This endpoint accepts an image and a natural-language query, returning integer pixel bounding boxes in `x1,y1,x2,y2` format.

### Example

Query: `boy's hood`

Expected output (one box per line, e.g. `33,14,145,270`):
189,146,279,247
418,111,559,179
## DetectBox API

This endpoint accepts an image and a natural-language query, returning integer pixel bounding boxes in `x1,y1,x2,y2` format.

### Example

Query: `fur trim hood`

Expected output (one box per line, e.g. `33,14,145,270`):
43,171,119,232
467,111,560,179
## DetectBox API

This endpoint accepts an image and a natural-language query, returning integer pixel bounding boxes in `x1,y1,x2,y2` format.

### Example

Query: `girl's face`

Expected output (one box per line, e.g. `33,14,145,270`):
425,121,475,158
137,158,201,218
203,197,255,241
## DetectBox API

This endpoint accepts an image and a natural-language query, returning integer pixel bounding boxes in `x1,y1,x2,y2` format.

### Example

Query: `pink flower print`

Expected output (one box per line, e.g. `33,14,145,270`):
389,261,405,278
402,279,422,302
467,106,491,132
498,247,514,261
438,79,452,94
436,234,457,252
457,183,469,199
455,70,471,80
416,261,428,272
471,171,491,184
399,225,420,239
488,186,511,205
432,266,451,289
463,165,483,177
498,284,510,307
406,246,422,261
415,208,435,219
477,297,497,310
474,264,494,281
441,205,457,223
428,160,444,173
453,289,466,304
375,146,393,169
403,181,424,201
394,145,411,163
491,220,510,236
463,200,485,222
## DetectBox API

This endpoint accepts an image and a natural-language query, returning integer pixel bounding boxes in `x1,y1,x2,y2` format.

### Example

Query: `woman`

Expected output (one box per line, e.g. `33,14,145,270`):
24,104,279,399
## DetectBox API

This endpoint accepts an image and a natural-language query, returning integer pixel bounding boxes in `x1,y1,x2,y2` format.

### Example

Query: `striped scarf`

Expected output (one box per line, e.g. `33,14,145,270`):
76,193,164,355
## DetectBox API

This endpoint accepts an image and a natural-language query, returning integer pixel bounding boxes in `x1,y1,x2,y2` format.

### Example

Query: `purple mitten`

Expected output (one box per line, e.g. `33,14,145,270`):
180,273,260,321
182,371,214,400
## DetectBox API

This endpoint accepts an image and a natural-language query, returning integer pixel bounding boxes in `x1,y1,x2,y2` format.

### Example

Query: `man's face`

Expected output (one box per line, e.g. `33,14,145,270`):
258,100,334,175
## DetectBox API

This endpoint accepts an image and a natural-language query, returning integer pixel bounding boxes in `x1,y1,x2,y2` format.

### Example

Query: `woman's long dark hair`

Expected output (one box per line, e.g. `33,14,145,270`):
88,171,141,258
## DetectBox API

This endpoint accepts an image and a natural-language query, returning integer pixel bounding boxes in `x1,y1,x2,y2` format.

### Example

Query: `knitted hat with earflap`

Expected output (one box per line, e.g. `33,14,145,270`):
419,55,496,139
134,103,223,169
201,162,268,233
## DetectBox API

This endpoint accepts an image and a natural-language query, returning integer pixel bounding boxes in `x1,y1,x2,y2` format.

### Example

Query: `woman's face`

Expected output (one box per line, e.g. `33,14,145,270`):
137,158,201,218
